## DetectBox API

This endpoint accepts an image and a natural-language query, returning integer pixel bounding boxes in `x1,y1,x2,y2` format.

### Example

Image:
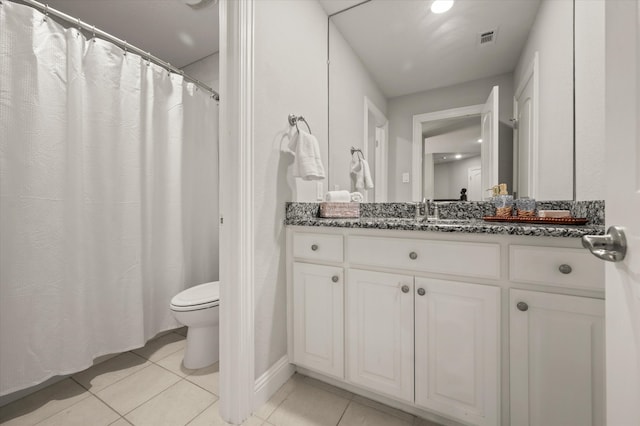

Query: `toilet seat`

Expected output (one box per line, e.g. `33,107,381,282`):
170,281,220,312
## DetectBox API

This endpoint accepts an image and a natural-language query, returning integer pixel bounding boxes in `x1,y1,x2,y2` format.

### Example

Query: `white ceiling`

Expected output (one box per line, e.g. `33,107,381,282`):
43,0,219,68
324,0,541,98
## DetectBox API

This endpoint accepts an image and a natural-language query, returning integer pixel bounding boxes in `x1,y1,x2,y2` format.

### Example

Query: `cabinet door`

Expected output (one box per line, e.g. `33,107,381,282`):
293,262,344,378
415,278,501,426
347,269,414,402
510,289,604,426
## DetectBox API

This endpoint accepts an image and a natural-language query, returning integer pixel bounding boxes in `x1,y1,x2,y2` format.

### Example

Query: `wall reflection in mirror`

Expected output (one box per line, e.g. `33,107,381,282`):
326,0,574,202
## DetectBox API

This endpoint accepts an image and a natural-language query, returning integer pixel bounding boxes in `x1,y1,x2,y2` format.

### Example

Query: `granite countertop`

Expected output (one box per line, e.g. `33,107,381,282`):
285,201,606,238
285,216,604,238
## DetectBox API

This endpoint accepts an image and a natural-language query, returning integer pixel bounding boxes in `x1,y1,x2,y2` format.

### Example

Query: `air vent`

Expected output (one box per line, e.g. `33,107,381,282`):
478,28,498,46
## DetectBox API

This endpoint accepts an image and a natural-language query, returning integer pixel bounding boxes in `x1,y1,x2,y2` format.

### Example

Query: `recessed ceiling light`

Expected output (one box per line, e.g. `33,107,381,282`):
431,0,454,14
477,139,483,143
455,154,462,159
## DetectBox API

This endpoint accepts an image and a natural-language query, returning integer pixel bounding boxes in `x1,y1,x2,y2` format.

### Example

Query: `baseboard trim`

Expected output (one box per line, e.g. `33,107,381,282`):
253,356,295,409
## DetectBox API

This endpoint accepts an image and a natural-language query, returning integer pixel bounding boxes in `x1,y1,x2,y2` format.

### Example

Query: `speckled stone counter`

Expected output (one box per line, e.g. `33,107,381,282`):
285,201,605,238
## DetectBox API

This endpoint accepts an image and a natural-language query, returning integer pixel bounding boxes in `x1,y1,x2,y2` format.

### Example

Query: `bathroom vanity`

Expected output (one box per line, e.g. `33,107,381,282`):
285,204,605,426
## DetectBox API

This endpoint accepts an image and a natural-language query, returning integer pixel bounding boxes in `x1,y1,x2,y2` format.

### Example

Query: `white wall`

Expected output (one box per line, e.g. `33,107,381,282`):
434,155,481,200
253,0,328,378
575,0,605,201
388,72,514,201
329,21,387,193
181,54,220,282
514,0,573,200
182,52,220,92
424,125,481,154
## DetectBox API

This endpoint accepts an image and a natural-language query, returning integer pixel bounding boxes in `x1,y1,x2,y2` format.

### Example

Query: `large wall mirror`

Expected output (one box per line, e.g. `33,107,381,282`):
324,0,575,202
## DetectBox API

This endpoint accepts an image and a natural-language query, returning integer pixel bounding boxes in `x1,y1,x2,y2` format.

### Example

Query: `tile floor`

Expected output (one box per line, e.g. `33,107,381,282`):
0,330,443,426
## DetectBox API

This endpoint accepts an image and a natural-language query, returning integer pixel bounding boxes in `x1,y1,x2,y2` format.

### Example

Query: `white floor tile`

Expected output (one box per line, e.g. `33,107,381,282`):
338,402,413,426
187,402,264,426
155,348,195,378
350,395,414,423
125,380,216,426
302,376,354,400
267,380,350,426
0,379,89,426
253,374,304,421
132,333,186,362
34,395,120,426
412,416,445,426
109,419,132,426
95,364,181,415
185,362,219,395
72,352,150,393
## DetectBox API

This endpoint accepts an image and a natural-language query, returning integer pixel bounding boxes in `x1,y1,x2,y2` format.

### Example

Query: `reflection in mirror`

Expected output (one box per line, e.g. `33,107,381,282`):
325,0,574,201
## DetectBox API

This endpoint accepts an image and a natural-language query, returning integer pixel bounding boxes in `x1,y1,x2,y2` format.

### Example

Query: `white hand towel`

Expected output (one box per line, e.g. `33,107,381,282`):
350,192,364,202
289,129,326,180
350,153,374,190
325,190,351,202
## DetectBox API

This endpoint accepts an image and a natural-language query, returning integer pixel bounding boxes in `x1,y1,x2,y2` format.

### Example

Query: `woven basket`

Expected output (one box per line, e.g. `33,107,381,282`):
319,202,360,218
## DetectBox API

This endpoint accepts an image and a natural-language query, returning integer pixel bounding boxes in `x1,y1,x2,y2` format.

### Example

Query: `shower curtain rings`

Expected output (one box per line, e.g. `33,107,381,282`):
123,41,128,56
92,25,96,42
76,18,81,36
146,53,151,66
43,4,48,22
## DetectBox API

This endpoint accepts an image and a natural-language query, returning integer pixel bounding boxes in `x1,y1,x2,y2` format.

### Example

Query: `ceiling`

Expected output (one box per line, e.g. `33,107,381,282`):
324,0,541,98
42,0,219,68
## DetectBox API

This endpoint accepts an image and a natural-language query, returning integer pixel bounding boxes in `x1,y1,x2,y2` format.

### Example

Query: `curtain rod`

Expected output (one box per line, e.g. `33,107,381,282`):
10,0,220,101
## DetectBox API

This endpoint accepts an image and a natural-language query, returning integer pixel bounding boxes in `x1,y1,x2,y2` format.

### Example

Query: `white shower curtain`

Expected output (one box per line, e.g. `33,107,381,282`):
0,2,218,395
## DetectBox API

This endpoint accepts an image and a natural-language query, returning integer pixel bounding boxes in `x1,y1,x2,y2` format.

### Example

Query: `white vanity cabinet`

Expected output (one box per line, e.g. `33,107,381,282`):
509,289,605,426
292,262,344,379
286,226,605,426
346,269,415,402
415,278,500,426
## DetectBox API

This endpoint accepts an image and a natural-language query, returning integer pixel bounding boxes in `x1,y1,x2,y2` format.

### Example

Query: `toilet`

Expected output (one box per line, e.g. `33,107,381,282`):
170,281,220,369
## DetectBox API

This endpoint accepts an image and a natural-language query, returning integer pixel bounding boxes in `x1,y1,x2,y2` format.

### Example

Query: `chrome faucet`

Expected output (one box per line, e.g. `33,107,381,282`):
415,198,438,222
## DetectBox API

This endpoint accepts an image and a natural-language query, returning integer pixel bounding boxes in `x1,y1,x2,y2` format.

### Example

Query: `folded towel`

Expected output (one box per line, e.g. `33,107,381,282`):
325,190,351,202
350,153,374,190
350,192,364,202
289,129,326,180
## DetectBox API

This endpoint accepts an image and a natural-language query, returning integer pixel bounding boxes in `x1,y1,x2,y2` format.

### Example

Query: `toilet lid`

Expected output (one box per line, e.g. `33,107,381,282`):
170,281,220,310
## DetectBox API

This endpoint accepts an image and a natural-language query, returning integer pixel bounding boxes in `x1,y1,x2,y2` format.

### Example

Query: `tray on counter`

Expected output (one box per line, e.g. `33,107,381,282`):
482,216,589,225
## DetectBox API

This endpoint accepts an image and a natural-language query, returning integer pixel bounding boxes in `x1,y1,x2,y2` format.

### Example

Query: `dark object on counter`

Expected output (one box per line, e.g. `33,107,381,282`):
460,188,467,201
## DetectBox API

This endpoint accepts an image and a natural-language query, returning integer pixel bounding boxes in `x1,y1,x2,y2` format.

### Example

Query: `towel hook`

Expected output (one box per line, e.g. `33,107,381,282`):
288,114,312,134
351,146,365,159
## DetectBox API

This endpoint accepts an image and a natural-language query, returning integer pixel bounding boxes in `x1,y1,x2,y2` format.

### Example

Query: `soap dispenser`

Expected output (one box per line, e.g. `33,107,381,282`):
493,183,514,217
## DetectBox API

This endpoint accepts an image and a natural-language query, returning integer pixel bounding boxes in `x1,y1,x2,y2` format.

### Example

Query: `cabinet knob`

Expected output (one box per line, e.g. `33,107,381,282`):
417,288,426,296
401,285,410,293
311,244,319,251
558,264,572,274
332,275,339,283
409,251,418,260
516,301,529,312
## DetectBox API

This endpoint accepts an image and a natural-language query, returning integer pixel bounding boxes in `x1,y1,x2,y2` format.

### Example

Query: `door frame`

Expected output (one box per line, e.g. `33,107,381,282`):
512,52,539,198
218,0,256,423
363,96,388,202
412,104,483,201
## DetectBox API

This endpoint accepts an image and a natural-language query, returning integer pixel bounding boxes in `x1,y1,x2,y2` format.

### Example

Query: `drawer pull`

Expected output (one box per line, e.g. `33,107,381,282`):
516,301,529,312
409,251,418,260
331,275,339,283
558,264,572,274
401,285,410,293
417,288,426,296
311,244,319,251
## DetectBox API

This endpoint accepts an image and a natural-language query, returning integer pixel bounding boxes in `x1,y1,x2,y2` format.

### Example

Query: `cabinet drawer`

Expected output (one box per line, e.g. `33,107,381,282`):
348,236,500,279
509,245,604,290
293,233,344,263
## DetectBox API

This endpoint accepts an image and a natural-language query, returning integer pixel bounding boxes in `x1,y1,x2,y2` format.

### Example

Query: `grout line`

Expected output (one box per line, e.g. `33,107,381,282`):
335,399,351,426
184,400,216,426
